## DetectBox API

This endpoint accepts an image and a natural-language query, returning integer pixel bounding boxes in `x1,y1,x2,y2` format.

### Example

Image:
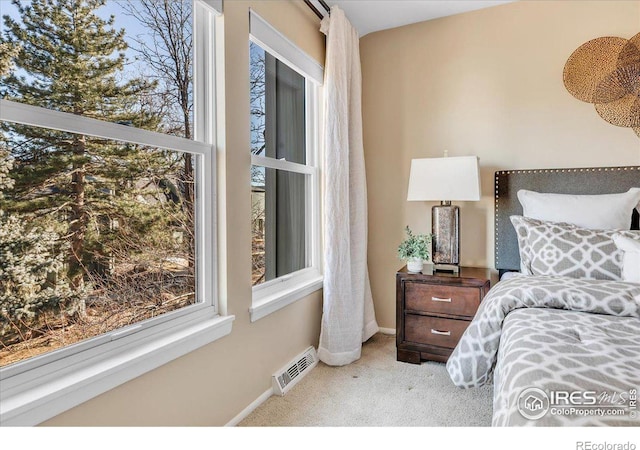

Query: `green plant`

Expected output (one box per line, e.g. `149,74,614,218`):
397,226,432,261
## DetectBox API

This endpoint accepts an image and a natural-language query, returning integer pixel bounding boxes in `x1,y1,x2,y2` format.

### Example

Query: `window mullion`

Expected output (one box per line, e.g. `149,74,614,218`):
193,1,216,312
251,154,314,174
0,99,209,156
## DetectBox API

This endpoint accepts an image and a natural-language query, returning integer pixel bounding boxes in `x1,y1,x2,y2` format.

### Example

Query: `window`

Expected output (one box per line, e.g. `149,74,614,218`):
0,0,230,426
248,11,323,321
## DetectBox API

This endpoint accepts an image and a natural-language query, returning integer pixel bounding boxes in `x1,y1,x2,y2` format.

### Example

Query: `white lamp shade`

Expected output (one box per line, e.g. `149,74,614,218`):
407,156,481,201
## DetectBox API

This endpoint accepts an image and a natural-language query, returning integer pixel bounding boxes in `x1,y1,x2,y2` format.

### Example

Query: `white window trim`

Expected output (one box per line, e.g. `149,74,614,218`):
1,313,233,426
201,0,222,15
248,16,324,321
0,1,231,426
249,10,323,84
250,269,323,322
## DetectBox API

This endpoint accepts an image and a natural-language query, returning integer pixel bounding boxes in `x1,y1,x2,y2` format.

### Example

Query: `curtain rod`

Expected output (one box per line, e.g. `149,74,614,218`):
304,0,330,20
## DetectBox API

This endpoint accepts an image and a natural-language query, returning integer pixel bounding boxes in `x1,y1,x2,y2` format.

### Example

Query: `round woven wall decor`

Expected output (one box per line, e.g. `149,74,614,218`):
594,63,640,104
618,32,640,67
563,37,627,102
595,94,640,128
564,33,640,138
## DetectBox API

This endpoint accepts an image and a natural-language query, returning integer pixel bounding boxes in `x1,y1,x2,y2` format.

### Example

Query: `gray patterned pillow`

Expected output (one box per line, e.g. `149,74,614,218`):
510,215,640,281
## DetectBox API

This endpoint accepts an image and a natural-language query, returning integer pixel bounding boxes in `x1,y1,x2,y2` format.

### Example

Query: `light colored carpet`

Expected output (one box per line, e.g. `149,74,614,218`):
238,333,493,426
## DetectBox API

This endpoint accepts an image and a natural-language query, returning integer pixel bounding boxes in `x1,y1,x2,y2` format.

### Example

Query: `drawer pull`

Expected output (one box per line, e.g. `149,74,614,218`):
430,329,451,336
431,296,452,303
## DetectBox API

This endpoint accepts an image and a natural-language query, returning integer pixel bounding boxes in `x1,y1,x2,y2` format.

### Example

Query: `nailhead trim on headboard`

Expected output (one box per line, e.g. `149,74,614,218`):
494,166,640,271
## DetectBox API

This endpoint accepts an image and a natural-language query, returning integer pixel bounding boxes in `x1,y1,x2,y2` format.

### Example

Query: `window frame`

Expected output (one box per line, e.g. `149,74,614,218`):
248,11,324,322
0,0,231,426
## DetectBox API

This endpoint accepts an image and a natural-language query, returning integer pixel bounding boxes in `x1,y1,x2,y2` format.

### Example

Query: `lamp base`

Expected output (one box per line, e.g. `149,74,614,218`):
432,202,460,268
433,263,460,273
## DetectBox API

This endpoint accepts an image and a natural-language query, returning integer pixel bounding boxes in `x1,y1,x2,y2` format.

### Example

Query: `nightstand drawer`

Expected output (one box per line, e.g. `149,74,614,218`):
405,315,470,349
396,266,496,364
404,282,481,317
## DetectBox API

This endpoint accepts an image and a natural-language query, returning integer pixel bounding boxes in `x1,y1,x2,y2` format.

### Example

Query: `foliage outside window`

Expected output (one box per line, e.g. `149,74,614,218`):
0,0,204,368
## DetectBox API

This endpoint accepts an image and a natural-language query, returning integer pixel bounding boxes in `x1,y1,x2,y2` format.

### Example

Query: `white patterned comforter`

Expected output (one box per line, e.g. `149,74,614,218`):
446,275,640,426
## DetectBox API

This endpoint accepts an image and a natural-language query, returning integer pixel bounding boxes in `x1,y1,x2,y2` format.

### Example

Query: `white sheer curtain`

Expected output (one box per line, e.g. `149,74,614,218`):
318,6,378,366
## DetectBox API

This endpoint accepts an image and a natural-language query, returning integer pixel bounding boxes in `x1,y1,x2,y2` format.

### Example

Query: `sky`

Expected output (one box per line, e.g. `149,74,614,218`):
0,0,163,79
0,0,147,44
0,0,195,133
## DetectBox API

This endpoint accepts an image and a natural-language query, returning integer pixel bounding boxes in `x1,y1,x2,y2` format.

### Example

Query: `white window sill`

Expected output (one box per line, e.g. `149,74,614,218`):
250,271,323,322
0,313,234,426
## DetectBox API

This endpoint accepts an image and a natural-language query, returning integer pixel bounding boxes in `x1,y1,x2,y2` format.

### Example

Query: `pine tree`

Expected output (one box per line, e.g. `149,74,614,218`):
0,43,19,78
0,147,76,341
0,0,170,301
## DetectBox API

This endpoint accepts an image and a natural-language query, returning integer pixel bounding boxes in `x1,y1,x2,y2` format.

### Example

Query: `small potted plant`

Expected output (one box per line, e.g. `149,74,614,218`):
397,226,432,273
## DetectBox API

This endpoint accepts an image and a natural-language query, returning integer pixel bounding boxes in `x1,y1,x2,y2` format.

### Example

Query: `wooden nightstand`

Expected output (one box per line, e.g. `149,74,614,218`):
396,266,498,364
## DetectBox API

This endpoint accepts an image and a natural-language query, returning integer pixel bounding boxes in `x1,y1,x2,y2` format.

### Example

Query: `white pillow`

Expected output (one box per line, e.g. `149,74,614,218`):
517,188,640,230
612,234,640,283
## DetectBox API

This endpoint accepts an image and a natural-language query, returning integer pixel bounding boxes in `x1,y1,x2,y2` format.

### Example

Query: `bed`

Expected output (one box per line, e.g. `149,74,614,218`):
446,166,640,426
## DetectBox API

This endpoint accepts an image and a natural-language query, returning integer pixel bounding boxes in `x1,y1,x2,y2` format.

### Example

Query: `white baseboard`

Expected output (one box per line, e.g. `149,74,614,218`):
378,327,395,335
225,388,272,427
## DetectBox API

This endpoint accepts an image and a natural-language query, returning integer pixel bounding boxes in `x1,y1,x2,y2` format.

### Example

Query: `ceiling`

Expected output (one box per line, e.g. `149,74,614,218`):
323,0,517,36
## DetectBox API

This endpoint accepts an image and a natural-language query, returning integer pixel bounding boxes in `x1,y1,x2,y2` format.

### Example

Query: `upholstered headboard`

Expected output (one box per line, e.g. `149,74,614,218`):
495,166,640,274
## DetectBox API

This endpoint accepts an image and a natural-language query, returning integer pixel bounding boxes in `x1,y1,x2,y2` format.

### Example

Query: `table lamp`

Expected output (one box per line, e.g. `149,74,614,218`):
406,155,481,273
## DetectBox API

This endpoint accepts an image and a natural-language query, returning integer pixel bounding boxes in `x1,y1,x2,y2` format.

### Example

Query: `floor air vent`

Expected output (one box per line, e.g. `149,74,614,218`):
272,346,318,396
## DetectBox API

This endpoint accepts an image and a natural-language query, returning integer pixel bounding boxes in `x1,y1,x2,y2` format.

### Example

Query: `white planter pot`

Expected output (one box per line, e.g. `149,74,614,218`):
407,258,423,273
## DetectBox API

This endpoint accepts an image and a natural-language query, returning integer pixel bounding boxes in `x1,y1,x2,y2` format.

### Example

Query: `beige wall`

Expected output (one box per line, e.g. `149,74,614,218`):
43,1,325,426
361,0,640,329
